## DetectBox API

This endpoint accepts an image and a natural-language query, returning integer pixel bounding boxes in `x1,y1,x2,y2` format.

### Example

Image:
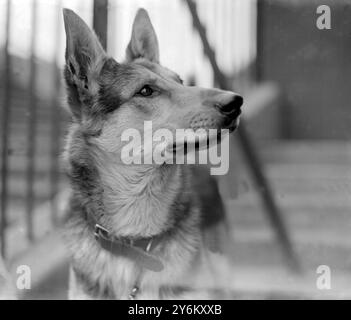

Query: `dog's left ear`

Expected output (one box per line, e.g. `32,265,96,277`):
63,9,106,80
126,8,159,63
63,9,107,120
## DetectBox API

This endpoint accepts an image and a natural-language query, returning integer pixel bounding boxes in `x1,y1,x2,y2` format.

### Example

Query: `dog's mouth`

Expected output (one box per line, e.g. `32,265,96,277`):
170,128,230,153
225,117,240,133
166,113,241,154
223,110,241,132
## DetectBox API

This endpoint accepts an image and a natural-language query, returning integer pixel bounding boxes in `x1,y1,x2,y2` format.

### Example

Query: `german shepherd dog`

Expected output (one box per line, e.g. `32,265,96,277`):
62,8,243,300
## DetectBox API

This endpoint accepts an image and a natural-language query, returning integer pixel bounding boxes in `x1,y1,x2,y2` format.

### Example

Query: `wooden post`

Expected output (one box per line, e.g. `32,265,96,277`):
93,0,108,50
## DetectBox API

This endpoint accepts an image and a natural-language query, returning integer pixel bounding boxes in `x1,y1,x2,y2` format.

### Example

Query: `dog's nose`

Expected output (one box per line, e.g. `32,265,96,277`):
216,95,243,116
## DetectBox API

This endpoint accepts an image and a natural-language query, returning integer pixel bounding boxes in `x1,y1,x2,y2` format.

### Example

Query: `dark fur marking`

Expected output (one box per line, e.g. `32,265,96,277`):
69,62,76,75
97,84,122,114
96,59,124,114
97,59,150,114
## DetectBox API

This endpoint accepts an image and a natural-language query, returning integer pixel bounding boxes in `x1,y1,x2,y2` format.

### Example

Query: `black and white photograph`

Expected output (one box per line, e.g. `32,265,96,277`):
0,0,350,303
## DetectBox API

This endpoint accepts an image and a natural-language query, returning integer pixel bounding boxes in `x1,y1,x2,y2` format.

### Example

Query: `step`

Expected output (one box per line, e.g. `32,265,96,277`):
228,227,351,271
230,265,351,299
258,141,351,165
228,205,351,231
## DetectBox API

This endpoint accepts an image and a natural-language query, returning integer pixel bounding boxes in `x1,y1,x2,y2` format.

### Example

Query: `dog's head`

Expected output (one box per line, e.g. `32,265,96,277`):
63,8,243,164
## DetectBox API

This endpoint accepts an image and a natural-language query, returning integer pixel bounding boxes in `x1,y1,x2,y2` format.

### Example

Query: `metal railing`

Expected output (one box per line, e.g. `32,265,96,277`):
0,0,65,258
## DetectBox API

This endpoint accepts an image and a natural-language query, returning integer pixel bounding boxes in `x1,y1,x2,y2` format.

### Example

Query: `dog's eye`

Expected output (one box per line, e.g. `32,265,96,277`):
137,85,154,97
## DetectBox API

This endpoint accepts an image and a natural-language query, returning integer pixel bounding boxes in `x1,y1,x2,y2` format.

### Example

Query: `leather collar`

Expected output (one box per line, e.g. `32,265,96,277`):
86,213,164,272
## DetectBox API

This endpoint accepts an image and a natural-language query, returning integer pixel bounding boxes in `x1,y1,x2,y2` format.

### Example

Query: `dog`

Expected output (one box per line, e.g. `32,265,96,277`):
62,8,243,300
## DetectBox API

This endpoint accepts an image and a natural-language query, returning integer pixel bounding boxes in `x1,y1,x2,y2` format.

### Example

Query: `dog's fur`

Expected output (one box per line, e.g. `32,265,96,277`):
62,8,242,299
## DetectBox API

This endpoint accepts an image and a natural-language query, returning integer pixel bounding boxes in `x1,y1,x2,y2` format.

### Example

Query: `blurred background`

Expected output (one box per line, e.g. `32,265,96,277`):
0,0,350,299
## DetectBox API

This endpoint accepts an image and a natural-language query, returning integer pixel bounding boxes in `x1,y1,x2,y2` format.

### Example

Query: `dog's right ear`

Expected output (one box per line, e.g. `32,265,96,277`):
126,8,159,63
63,9,106,121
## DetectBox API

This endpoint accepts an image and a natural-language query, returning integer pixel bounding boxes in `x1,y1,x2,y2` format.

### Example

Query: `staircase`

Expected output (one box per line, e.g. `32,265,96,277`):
226,140,351,299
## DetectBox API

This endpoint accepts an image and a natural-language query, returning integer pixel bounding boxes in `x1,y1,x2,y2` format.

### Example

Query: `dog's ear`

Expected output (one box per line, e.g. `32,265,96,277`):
63,9,106,120
126,8,159,63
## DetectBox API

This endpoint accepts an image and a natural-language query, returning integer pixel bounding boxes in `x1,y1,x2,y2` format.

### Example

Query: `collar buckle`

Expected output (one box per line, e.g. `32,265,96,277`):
94,223,110,240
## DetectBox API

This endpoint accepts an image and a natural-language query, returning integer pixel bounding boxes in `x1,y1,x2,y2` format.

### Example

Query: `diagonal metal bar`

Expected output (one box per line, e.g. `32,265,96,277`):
184,0,300,272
